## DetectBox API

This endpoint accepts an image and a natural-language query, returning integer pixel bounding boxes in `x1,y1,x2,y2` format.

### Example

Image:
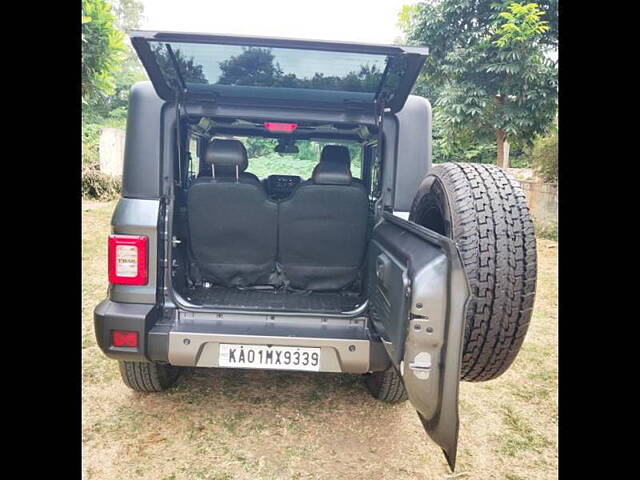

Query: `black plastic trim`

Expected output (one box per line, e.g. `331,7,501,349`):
93,299,163,362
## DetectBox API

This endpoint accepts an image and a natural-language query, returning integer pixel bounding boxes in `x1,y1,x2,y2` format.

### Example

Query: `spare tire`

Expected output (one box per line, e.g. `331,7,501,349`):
409,163,537,382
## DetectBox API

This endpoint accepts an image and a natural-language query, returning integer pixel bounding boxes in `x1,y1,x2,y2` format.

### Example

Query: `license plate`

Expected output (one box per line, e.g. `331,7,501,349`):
218,344,321,371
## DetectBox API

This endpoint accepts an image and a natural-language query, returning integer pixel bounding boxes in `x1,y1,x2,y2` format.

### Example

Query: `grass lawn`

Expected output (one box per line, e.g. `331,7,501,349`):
82,200,557,480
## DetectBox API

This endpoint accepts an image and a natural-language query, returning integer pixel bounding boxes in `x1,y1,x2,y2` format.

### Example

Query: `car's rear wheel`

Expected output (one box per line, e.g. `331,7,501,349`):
410,162,537,382
118,360,182,392
364,365,408,403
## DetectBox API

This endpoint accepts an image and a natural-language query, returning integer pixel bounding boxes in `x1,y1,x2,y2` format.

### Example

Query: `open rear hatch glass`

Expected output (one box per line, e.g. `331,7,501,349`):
130,31,427,114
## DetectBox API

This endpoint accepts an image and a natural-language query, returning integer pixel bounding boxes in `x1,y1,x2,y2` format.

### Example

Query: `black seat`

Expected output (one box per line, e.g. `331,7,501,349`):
187,139,278,287
196,142,260,184
309,144,362,184
278,145,369,291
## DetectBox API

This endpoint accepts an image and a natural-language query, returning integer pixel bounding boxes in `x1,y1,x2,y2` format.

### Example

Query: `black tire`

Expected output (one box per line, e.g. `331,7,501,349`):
409,163,537,382
364,366,408,403
118,360,182,392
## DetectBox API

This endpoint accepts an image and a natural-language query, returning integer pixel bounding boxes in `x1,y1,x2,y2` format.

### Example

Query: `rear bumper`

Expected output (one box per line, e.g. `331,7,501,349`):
93,299,389,372
94,299,161,362
169,331,372,373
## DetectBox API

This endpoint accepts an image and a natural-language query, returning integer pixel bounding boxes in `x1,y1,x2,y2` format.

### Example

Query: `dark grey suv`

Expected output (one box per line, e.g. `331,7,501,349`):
94,31,537,471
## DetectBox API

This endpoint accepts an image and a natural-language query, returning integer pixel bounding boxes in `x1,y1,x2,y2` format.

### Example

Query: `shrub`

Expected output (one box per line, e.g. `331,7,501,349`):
82,123,103,164
82,163,121,200
535,221,558,241
530,130,558,183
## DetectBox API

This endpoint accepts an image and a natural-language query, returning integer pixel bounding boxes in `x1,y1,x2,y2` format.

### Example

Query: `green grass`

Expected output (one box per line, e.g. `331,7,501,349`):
535,220,558,241
500,405,552,457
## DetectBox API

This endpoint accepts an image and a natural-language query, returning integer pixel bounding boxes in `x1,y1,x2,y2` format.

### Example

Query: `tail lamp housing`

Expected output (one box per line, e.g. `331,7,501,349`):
108,235,148,285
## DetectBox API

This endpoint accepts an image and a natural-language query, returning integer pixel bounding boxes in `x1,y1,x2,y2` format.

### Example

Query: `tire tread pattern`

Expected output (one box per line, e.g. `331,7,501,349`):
365,366,408,403
118,361,181,392
410,163,537,382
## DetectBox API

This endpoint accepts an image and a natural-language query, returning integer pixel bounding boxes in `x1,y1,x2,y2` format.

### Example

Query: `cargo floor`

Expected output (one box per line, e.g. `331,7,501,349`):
182,286,365,313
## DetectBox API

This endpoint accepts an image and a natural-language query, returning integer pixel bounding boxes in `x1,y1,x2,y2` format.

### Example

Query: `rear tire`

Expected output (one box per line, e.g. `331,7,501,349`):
364,366,408,403
410,163,537,382
118,361,182,392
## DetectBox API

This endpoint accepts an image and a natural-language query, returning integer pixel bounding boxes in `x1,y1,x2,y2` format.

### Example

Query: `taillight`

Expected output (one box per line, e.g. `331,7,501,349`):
112,330,138,348
108,235,148,285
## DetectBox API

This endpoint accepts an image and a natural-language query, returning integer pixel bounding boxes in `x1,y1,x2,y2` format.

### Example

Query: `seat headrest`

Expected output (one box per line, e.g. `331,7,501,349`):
205,139,248,176
320,145,350,165
312,159,352,185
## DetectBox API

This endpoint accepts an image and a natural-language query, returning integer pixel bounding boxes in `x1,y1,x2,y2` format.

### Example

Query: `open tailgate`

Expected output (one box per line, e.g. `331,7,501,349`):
129,30,427,114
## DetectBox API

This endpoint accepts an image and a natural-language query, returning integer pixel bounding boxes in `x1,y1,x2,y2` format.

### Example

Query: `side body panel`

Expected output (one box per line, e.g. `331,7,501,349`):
393,95,432,212
122,82,166,199
109,198,162,304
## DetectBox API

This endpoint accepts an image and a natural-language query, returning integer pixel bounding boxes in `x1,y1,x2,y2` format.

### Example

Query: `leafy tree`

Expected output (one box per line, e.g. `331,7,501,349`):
219,48,283,86
111,0,144,32
88,0,147,123
245,137,278,158
400,1,558,167
151,44,208,85
529,128,558,182
82,0,146,172
217,47,384,92
82,0,125,102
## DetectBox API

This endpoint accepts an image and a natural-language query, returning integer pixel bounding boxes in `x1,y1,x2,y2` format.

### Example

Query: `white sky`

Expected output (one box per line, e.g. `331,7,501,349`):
139,0,416,45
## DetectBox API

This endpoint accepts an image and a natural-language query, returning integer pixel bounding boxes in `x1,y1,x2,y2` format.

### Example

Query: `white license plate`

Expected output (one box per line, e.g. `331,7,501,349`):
218,344,321,371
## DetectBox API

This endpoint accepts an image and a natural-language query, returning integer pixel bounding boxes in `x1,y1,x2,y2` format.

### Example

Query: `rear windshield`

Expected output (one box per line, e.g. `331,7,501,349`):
149,41,391,99
189,137,362,180
243,138,362,179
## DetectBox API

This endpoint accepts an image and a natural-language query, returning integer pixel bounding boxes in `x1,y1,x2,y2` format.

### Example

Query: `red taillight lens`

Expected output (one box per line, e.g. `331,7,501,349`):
112,330,138,348
264,122,297,133
108,235,148,285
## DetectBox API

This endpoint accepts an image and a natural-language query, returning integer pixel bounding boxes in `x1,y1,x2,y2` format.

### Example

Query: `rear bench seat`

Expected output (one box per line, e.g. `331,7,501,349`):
188,142,368,291
278,146,369,290
188,139,278,286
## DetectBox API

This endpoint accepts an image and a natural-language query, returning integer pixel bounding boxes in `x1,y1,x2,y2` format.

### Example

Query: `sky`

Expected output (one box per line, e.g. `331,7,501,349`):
138,0,416,45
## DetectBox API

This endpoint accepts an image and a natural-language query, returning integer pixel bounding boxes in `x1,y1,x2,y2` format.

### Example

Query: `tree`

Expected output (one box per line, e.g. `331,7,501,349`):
529,128,558,182
111,0,144,32
217,47,384,93
219,48,283,86
82,0,125,102
99,0,147,119
245,137,278,158
400,1,558,167
151,44,208,85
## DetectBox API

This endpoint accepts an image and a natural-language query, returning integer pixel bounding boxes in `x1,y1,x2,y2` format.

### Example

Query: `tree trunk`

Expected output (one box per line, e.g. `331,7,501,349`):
503,140,510,169
496,128,506,168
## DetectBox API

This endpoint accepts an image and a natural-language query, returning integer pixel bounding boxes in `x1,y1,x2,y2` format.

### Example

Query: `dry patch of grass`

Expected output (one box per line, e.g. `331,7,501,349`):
82,200,558,480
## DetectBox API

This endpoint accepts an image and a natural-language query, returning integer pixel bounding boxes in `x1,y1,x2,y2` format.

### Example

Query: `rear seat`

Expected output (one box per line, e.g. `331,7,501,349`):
187,139,278,287
188,143,368,292
278,146,369,291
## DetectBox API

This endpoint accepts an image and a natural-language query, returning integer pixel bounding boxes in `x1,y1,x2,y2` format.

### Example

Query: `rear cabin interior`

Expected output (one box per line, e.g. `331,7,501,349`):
170,117,382,315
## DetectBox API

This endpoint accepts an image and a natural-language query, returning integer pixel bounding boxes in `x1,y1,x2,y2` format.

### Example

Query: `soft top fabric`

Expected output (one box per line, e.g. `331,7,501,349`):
205,139,249,174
